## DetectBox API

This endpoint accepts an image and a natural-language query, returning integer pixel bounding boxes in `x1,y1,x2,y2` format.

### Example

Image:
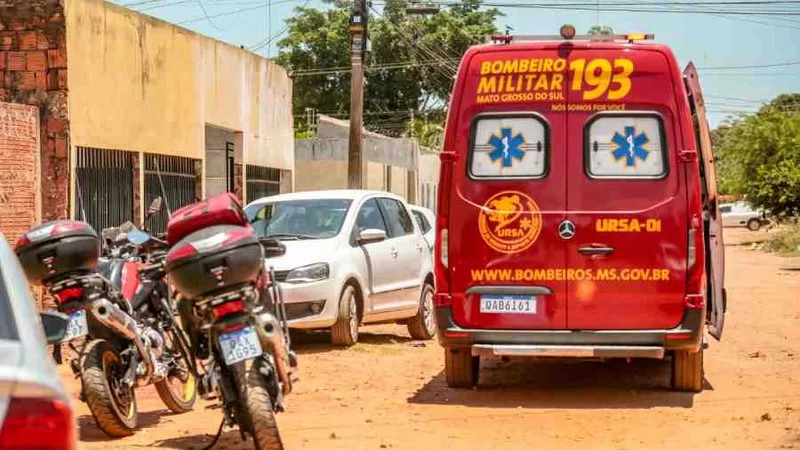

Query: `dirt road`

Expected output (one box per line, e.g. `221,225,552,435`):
68,228,800,450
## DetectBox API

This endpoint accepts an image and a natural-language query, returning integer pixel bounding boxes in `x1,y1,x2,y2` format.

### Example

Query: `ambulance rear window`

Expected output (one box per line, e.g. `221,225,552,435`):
469,114,548,179
585,114,667,179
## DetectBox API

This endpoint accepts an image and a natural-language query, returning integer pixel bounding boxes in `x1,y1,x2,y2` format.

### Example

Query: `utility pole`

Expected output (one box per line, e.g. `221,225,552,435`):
348,0,368,189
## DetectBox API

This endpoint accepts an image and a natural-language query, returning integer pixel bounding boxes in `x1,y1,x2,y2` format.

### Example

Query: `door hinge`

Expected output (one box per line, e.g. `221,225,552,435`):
679,150,698,162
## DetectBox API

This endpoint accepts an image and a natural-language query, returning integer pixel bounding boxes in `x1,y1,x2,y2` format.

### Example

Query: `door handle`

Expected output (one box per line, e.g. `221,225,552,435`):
390,248,398,259
578,244,615,256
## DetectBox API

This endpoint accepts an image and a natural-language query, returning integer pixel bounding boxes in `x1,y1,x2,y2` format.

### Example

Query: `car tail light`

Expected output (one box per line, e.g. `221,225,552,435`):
54,286,83,304
0,397,75,450
212,299,245,320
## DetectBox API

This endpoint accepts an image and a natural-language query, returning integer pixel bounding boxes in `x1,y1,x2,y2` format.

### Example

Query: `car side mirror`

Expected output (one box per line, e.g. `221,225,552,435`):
40,311,69,345
358,228,386,245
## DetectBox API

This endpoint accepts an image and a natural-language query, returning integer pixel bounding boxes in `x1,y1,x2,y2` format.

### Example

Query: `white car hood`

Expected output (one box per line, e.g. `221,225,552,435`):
263,238,339,272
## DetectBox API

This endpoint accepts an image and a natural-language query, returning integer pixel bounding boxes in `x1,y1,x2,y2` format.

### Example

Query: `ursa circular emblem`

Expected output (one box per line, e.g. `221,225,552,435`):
478,190,542,254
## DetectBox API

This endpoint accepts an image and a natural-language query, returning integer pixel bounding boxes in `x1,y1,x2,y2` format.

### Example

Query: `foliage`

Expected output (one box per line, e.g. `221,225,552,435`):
762,225,800,254
275,0,501,136
712,94,800,218
404,116,445,150
587,25,614,35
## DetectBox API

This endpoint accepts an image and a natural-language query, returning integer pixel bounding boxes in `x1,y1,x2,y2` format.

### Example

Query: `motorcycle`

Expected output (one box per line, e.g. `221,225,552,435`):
14,198,197,437
164,193,297,450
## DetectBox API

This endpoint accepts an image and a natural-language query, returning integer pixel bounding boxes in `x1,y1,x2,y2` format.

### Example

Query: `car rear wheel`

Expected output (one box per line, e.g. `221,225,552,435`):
671,347,703,392
331,285,359,347
747,218,761,231
407,283,436,340
444,347,479,388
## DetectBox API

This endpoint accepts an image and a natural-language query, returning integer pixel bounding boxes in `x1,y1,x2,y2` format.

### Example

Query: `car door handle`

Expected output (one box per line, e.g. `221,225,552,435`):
390,248,398,258
578,244,615,256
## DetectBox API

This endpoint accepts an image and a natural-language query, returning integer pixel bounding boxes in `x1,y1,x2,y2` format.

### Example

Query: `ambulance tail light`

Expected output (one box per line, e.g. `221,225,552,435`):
439,228,449,268
435,151,457,300
686,214,705,309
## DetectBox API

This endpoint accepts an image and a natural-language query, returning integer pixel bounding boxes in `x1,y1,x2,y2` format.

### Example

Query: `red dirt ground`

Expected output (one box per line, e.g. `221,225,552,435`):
65,228,800,449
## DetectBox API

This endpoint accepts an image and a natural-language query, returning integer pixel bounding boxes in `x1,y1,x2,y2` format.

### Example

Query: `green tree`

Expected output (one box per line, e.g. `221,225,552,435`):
713,95,800,217
405,115,445,150
587,25,614,35
275,0,501,135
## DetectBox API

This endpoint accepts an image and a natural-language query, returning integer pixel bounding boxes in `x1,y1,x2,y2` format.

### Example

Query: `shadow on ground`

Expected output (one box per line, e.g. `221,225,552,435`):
154,429,256,450
78,409,168,442
290,329,413,355
408,357,704,409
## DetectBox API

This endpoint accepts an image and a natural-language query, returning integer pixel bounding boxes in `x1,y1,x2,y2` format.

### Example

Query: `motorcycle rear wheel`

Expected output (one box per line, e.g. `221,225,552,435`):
155,327,197,413
232,359,283,450
81,339,138,437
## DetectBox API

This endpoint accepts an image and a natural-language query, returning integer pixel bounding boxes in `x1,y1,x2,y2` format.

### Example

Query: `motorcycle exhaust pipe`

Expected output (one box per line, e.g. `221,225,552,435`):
89,299,154,380
253,312,293,395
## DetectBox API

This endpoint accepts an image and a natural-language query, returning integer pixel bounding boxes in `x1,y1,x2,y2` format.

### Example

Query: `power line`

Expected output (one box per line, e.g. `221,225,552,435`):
701,72,800,77
699,60,800,70
195,0,222,30
383,1,800,15
178,3,269,24
135,0,299,11
290,58,461,77
368,6,458,85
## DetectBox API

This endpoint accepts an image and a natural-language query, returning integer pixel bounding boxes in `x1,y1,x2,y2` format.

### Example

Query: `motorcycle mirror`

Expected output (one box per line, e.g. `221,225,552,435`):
127,229,151,246
147,197,163,216
119,221,137,233
40,311,69,345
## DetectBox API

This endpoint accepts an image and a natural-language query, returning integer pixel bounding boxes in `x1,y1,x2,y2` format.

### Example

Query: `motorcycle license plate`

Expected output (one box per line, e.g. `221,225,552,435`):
218,327,263,366
62,310,89,342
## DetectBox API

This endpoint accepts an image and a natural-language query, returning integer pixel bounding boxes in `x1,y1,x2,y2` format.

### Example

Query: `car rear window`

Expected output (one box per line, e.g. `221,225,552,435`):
469,114,548,179
412,210,431,234
585,113,667,179
378,198,415,237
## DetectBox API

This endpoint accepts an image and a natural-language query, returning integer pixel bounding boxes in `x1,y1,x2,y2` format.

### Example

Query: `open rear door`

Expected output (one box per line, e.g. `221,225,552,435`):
683,62,725,340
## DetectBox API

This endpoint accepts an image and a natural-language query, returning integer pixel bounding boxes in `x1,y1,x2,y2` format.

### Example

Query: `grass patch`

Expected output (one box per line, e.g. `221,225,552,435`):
762,225,800,255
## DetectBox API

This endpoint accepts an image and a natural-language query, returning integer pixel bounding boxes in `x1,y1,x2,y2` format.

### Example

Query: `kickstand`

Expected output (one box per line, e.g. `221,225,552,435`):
201,419,225,450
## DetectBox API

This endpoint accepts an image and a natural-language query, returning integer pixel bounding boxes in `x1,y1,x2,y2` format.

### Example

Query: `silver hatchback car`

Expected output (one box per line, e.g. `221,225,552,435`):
0,232,76,449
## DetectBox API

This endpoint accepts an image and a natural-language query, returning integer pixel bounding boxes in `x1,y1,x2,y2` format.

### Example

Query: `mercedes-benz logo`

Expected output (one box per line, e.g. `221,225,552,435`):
558,220,576,240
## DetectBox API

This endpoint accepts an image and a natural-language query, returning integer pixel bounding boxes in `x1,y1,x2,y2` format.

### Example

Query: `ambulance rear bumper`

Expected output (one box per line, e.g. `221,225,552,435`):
436,307,704,356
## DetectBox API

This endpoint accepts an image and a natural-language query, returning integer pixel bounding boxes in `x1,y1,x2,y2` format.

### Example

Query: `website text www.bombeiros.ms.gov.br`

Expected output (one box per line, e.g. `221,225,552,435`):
470,267,671,283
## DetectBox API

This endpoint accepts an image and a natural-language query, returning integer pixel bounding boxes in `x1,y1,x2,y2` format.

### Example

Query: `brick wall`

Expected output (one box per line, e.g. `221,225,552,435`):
0,0,69,222
0,102,39,243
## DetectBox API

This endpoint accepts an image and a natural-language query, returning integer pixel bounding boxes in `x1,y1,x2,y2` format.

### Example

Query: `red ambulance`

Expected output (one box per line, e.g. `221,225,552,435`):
434,26,726,392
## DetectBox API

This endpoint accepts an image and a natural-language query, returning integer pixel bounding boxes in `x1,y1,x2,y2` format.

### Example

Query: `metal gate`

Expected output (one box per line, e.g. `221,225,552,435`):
246,165,281,203
144,154,199,235
75,147,135,232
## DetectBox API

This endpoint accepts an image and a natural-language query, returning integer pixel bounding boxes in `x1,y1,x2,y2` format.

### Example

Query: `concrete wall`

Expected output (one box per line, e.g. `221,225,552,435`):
205,125,234,197
295,115,419,200
418,151,440,211
65,0,294,204
0,102,40,243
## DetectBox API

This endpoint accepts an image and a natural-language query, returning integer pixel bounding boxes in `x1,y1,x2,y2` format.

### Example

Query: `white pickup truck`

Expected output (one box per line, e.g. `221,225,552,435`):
720,201,766,231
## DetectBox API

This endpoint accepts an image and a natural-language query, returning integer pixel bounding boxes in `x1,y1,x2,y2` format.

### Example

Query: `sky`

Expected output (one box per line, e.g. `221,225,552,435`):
112,0,800,128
